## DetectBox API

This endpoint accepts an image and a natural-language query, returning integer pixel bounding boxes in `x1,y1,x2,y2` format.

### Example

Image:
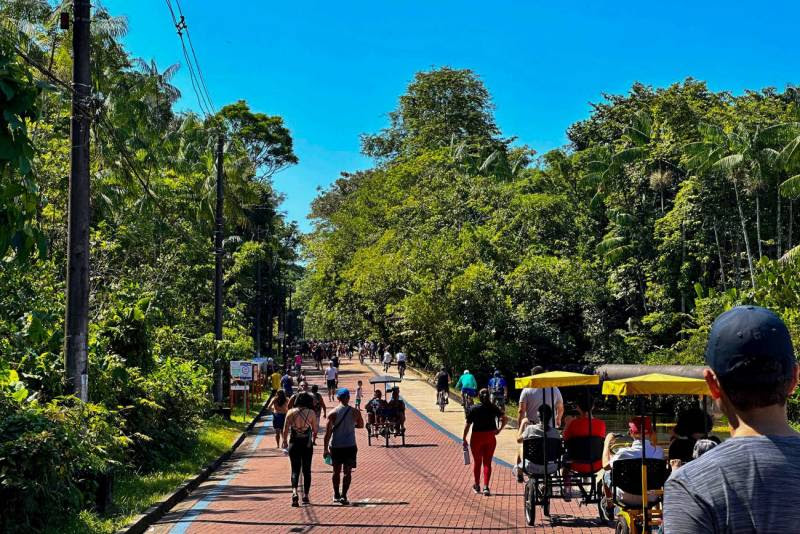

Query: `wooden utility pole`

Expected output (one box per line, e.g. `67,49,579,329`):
254,226,262,357
213,134,224,402
64,0,91,402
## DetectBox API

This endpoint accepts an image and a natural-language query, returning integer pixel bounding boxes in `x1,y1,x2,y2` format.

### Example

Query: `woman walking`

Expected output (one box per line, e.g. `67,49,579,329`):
282,392,318,506
268,390,289,450
462,388,508,496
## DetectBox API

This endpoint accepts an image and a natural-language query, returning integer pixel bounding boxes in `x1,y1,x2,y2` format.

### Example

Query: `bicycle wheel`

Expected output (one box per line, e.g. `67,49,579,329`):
524,478,536,526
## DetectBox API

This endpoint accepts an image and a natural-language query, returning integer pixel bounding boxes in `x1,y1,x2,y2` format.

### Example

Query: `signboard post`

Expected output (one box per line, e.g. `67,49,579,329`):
229,361,253,418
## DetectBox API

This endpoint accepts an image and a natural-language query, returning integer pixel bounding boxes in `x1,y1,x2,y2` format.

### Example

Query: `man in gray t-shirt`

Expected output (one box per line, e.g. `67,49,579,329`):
663,306,800,533
324,388,364,505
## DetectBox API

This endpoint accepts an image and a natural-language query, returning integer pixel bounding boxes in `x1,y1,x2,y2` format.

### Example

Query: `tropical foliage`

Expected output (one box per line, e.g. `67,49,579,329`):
300,69,800,421
0,3,299,531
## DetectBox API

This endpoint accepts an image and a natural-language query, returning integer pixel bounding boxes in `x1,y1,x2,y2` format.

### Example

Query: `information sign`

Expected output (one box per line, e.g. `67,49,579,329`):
231,384,249,391
230,361,253,381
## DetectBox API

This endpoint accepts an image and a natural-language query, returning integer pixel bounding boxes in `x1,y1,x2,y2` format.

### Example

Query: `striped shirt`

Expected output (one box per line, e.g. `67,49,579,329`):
663,434,800,533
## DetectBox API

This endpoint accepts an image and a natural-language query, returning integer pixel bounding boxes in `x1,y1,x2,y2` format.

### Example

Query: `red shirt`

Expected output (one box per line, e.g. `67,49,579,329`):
563,415,606,440
563,416,606,473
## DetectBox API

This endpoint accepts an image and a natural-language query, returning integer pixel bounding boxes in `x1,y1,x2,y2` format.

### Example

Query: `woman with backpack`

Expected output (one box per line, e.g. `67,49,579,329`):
282,392,318,506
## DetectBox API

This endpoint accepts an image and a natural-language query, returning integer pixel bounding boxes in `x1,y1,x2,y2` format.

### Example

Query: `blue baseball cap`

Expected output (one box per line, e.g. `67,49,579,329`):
336,387,350,399
705,306,796,382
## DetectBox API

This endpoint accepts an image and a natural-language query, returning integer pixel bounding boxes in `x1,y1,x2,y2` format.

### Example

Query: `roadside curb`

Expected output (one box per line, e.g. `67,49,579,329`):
117,394,273,534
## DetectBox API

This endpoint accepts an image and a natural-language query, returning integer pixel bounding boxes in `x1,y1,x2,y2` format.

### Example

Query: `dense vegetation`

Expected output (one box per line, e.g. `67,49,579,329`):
299,68,800,421
1,2,299,531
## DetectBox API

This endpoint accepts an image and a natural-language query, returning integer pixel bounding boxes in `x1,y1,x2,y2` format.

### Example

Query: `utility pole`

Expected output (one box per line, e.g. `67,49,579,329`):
213,134,224,402
254,226,262,357
64,0,91,402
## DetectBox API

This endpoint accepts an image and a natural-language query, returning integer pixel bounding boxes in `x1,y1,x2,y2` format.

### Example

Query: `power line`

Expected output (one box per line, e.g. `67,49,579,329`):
164,0,215,116
173,0,215,111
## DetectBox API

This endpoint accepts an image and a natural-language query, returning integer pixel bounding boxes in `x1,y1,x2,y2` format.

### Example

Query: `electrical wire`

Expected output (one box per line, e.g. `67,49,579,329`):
164,0,215,116
173,0,215,111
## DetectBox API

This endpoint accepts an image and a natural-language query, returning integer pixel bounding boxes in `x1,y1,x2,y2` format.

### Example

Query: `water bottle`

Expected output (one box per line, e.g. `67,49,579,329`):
323,453,333,465
463,443,471,465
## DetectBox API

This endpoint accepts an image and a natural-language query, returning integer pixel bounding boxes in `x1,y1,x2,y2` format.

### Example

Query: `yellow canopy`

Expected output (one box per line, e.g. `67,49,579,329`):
602,373,709,397
515,371,600,389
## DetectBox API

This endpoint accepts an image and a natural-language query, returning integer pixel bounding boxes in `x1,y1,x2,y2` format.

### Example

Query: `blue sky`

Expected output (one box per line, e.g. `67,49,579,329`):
103,0,800,232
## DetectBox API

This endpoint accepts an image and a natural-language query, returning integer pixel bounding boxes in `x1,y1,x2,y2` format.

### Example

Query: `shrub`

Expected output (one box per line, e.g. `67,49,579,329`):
0,368,127,532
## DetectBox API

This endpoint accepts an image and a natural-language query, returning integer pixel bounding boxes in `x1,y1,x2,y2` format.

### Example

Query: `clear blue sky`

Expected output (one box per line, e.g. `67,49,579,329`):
104,0,800,232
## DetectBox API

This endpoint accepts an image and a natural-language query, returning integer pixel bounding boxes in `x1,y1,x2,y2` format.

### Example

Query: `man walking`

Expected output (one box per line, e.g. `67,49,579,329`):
663,306,800,533
324,388,364,505
325,361,338,402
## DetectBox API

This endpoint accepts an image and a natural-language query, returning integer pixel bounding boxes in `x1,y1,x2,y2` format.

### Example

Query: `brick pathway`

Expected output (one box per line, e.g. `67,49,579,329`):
150,358,612,534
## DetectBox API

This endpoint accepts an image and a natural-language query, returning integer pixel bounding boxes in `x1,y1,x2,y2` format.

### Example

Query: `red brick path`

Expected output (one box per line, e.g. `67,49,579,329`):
152,359,612,533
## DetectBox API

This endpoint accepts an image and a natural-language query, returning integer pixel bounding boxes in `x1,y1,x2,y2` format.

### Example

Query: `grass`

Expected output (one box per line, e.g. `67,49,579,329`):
53,415,246,534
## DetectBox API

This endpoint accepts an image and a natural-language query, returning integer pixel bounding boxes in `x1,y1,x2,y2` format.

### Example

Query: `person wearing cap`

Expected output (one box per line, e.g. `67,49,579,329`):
455,369,478,408
600,415,663,506
324,387,364,505
663,306,800,533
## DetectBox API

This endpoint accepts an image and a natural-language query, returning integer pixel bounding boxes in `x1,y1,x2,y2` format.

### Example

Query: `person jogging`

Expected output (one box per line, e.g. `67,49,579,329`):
663,306,800,533
462,388,508,496
324,388,364,505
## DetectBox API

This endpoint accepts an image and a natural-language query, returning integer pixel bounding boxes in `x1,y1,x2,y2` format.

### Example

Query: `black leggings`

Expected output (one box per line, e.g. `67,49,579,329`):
288,441,313,495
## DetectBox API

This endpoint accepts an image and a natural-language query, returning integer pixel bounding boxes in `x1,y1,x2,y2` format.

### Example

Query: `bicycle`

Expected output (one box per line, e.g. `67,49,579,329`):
397,361,406,379
437,389,449,412
461,389,476,416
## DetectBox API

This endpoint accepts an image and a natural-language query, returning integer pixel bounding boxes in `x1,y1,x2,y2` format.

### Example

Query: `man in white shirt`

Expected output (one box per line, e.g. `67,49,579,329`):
325,362,338,402
601,416,664,506
382,349,393,372
396,351,407,375
518,366,564,427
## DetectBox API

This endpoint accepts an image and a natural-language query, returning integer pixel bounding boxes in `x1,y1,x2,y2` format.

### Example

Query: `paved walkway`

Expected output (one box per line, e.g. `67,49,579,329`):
150,357,611,533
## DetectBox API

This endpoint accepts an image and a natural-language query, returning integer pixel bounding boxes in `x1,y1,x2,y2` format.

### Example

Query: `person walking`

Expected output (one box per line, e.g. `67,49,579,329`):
324,388,364,505
325,361,338,402
462,388,508,496
281,369,294,396
267,389,289,450
310,383,327,428
282,392,318,506
663,306,800,533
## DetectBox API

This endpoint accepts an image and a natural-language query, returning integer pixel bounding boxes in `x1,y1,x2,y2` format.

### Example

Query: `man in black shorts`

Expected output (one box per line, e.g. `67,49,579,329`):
324,388,364,505
435,366,450,404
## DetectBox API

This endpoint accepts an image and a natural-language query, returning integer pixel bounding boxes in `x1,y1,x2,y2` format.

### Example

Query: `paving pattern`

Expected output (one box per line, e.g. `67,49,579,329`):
149,357,612,533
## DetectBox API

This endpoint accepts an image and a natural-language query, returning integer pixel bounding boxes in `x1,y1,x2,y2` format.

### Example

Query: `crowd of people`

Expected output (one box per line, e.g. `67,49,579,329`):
262,306,800,532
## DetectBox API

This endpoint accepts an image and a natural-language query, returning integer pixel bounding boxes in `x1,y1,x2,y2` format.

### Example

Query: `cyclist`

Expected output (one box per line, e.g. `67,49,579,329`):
382,348,393,372
455,369,478,412
488,370,508,411
396,350,407,377
435,366,450,406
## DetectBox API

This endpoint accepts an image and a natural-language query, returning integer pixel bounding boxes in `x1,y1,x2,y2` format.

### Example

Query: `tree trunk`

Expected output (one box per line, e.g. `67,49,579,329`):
777,180,782,258
713,217,727,291
734,179,757,288
790,200,794,251
680,221,686,314
734,236,742,288
755,193,763,260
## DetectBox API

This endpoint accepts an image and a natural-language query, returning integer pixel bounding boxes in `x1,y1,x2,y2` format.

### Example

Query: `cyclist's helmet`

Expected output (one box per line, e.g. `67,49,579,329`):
493,370,501,377
463,369,469,374
440,366,447,371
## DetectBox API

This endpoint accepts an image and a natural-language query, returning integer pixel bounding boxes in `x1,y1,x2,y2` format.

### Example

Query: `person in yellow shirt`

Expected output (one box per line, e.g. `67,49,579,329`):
270,370,282,392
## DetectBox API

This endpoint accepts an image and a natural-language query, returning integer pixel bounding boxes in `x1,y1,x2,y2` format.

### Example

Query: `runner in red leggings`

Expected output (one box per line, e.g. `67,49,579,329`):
462,388,508,495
